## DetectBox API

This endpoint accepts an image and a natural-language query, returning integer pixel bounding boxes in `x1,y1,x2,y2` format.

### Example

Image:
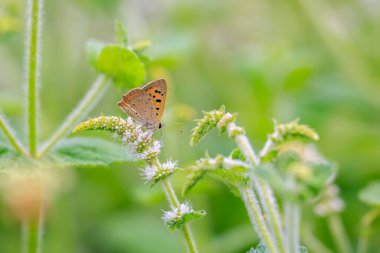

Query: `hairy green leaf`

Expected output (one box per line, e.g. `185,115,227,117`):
359,181,380,206
247,244,308,253
114,20,128,46
95,45,146,89
49,137,131,168
182,168,207,196
166,210,206,231
0,144,24,170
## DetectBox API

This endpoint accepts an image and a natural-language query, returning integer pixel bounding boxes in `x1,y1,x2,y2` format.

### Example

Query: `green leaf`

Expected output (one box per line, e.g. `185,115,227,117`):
247,244,308,253
359,181,380,206
95,44,146,89
258,154,336,202
190,106,226,146
49,137,131,168
0,143,24,170
86,39,105,67
230,148,246,162
166,210,206,231
247,244,267,253
114,20,128,46
182,168,207,196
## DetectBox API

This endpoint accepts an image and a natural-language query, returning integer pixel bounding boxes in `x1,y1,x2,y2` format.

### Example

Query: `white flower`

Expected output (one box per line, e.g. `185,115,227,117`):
162,202,194,222
120,117,159,161
141,164,159,182
141,159,178,183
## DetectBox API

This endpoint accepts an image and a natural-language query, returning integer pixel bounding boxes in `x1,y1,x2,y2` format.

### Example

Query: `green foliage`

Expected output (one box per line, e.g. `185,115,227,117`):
49,137,131,167
247,244,309,253
359,181,380,206
95,45,146,89
183,156,249,198
247,244,267,253
114,21,128,47
0,144,23,170
257,151,336,201
166,210,206,231
269,120,319,147
230,148,246,162
182,167,207,196
190,106,227,146
73,116,127,136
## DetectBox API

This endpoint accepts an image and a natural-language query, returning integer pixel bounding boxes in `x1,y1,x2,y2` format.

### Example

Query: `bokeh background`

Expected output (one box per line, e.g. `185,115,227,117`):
1,0,380,252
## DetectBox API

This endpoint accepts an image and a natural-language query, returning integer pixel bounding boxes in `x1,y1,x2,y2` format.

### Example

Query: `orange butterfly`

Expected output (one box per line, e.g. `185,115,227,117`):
118,79,167,130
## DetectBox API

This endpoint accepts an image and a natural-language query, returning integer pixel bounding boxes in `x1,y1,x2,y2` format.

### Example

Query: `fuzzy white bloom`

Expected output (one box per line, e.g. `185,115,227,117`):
162,202,193,222
120,117,161,161
141,159,178,182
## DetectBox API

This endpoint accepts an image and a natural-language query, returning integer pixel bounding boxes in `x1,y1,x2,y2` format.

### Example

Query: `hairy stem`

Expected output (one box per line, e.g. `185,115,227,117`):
229,123,287,253
241,186,279,253
24,207,44,253
285,201,300,253
327,214,353,253
159,163,198,253
26,0,44,157
0,113,28,156
301,225,334,253
357,208,380,253
37,75,109,158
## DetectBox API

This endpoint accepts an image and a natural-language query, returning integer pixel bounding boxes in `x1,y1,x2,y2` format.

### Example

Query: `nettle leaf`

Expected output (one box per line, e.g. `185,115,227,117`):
359,181,380,206
167,210,206,231
258,156,336,202
230,148,246,162
0,144,24,170
95,44,146,89
182,168,207,196
50,137,131,168
247,244,308,253
114,21,128,46
256,163,287,194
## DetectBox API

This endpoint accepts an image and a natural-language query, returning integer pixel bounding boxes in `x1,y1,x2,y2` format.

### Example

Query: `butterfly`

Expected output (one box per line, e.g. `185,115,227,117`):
118,79,167,130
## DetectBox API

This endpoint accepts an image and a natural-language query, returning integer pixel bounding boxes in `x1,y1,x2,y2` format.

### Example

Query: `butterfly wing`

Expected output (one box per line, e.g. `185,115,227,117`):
142,79,167,124
118,88,158,127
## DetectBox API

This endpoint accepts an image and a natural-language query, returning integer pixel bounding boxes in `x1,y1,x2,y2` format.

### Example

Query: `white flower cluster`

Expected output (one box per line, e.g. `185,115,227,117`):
142,159,178,183
162,202,193,223
121,117,161,161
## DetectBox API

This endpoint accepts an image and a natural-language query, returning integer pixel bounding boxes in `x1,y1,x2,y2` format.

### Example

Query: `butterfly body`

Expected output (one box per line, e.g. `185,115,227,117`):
118,79,167,130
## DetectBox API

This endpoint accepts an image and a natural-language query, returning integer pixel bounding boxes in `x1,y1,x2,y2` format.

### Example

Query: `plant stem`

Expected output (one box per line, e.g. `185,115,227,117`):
161,174,198,253
162,177,180,208
357,208,380,253
301,225,334,253
327,214,353,253
285,201,300,253
24,207,44,253
37,75,109,158
240,186,279,253
0,113,28,156
229,123,287,253
26,0,44,158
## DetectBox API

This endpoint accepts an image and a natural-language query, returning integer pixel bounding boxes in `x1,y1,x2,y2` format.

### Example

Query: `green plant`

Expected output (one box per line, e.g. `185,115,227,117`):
186,106,339,253
0,0,150,252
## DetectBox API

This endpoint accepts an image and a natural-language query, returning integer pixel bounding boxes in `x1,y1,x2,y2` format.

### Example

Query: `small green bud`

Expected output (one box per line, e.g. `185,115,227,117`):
73,116,127,135
190,106,226,146
270,119,319,145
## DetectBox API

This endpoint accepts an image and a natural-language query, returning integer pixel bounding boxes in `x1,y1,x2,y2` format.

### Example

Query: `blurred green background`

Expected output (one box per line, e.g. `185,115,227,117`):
0,0,380,252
